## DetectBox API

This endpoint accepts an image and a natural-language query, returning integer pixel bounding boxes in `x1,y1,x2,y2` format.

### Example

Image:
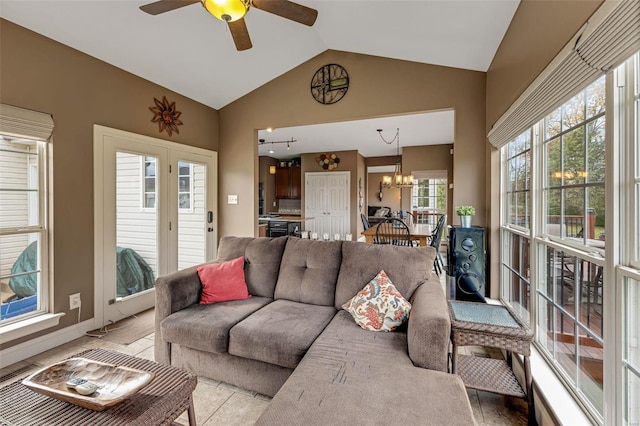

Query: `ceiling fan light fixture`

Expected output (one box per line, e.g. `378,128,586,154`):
202,0,248,22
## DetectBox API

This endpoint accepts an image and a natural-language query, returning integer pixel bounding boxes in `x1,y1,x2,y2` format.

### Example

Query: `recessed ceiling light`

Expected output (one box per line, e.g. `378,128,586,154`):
266,127,273,133
268,149,275,154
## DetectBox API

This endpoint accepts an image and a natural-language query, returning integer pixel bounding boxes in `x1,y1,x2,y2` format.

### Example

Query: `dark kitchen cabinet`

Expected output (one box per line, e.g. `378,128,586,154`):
275,166,301,199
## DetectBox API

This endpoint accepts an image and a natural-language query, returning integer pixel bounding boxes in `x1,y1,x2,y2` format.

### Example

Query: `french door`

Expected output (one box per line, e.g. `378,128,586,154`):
94,126,217,325
304,172,350,237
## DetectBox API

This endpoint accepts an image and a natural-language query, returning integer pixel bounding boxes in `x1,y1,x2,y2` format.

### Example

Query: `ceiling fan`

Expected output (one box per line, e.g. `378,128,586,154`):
139,0,318,51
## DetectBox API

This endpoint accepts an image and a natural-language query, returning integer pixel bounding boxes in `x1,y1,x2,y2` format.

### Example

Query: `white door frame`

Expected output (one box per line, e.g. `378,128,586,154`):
93,125,217,327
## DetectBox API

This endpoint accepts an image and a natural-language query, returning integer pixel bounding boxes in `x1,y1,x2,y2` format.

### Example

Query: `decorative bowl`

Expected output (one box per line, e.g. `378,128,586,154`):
22,357,155,411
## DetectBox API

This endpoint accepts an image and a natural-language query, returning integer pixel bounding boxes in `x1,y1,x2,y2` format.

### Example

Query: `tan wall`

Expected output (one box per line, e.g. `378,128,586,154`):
484,1,602,297
401,144,454,225
367,173,401,212
219,50,487,239
258,156,278,213
0,19,218,349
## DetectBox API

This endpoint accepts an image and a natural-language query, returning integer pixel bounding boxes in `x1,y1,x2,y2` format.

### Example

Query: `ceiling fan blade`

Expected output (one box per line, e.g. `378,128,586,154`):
139,0,200,16
228,18,253,51
252,0,318,26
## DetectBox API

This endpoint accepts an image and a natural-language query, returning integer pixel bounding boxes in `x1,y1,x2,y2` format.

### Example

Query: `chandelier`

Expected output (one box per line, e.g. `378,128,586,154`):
377,128,414,188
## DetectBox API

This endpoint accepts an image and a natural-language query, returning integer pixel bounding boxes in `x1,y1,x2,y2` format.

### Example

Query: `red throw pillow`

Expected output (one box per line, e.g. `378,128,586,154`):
197,256,251,304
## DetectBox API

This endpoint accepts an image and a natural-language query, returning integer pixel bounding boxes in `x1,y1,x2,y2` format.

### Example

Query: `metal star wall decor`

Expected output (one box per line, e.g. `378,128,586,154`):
149,96,183,136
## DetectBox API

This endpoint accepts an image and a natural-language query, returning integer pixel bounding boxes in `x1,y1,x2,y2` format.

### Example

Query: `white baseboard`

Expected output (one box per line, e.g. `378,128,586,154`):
0,318,96,368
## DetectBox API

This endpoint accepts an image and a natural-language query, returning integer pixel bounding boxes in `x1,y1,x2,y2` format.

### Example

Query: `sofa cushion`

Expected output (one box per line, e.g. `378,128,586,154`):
217,236,288,298
274,239,342,306
197,256,251,304
160,296,272,354
342,269,411,332
334,241,435,309
255,310,476,425
228,299,336,369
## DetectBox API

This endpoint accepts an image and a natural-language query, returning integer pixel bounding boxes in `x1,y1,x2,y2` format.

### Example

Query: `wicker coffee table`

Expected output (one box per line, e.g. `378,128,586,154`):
448,301,535,425
0,348,197,425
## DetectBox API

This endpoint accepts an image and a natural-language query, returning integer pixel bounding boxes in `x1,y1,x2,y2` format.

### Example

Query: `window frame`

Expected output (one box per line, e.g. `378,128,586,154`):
500,129,534,324
541,76,607,255
499,54,640,424
410,170,447,227
142,156,157,211
177,161,193,212
500,77,609,423
0,137,50,325
617,52,640,426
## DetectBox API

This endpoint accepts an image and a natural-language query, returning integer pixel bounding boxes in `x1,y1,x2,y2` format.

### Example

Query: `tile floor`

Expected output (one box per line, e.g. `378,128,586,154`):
0,330,529,425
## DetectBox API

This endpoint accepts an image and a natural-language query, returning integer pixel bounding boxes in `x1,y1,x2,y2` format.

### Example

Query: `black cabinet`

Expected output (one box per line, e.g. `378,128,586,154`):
447,226,486,302
267,220,301,237
268,221,289,237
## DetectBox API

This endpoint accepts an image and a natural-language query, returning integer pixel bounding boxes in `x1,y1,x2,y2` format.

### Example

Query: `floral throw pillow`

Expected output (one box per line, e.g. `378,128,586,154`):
342,270,412,332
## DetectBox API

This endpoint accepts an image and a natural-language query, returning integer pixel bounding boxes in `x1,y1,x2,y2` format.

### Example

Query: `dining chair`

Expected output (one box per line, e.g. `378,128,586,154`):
430,214,447,275
374,217,413,247
361,213,371,230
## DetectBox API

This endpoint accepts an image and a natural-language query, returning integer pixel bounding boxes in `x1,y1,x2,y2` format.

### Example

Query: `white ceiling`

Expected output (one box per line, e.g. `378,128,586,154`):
1,0,518,158
0,0,519,110
257,109,455,158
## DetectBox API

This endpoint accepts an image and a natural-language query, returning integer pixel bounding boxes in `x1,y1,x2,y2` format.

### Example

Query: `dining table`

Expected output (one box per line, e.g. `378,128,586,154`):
361,222,433,247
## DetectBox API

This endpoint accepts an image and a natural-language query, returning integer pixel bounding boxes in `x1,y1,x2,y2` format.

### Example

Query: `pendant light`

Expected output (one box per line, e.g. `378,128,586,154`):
378,128,414,188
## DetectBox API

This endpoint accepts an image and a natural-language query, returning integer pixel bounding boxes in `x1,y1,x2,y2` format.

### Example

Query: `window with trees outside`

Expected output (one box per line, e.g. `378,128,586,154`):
538,75,606,418
501,52,640,423
411,173,447,228
501,130,532,323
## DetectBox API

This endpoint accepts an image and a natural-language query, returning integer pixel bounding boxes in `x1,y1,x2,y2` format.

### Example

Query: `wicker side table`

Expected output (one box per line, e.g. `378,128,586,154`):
448,301,535,425
0,348,197,426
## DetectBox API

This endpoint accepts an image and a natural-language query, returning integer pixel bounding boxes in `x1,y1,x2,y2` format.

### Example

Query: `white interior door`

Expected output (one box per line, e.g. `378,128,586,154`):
94,126,217,325
305,172,350,237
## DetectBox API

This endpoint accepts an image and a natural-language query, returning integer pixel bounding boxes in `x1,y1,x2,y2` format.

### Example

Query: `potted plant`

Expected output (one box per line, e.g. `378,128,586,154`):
455,205,475,228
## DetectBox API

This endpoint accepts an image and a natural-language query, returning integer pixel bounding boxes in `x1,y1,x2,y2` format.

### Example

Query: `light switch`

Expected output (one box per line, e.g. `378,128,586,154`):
228,194,238,205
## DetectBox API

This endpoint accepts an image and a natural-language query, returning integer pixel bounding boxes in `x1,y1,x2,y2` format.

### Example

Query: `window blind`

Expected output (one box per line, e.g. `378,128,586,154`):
488,0,640,149
0,104,54,141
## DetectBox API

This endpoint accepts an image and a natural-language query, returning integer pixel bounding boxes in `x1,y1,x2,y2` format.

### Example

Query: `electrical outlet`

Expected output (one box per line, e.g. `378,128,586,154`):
69,293,81,310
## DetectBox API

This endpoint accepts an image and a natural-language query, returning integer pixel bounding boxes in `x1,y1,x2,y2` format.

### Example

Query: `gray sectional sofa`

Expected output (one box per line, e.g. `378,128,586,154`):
155,236,475,425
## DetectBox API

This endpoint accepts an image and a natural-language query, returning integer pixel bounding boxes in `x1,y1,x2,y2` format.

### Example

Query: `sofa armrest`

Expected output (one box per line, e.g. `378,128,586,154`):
407,277,451,372
154,266,202,364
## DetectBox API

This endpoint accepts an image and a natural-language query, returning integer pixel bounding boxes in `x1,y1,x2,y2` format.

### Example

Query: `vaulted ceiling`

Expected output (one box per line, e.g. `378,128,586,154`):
0,1,519,110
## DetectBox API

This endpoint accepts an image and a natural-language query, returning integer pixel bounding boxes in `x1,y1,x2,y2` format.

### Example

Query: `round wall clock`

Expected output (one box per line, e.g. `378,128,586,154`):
310,64,349,105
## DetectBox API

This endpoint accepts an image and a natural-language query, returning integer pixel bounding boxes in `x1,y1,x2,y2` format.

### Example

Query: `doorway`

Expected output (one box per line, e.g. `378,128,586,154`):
94,126,217,326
